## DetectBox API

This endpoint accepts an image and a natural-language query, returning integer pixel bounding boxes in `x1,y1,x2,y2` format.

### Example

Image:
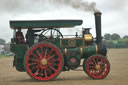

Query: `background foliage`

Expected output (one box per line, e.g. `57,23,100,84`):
103,33,128,48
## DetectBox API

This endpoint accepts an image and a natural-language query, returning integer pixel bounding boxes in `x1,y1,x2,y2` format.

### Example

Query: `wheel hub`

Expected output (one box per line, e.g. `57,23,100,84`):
71,58,76,63
41,59,47,65
95,64,100,70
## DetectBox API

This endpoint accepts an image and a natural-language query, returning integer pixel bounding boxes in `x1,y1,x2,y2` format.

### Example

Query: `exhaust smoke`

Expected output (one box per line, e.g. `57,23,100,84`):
1,0,100,14
51,0,100,12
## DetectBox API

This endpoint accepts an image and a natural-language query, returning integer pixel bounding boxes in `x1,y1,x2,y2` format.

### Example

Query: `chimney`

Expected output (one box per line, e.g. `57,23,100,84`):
94,12,102,44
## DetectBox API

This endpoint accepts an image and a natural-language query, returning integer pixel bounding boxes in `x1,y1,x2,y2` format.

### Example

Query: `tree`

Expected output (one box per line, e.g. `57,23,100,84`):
123,35,128,39
119,38,128,46
104,33,111,40
111,33,120,40
0,38,5,45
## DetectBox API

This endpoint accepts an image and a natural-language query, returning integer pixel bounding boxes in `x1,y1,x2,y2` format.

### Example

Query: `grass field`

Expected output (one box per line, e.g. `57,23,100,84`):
0,48,128,85
0,55,12,58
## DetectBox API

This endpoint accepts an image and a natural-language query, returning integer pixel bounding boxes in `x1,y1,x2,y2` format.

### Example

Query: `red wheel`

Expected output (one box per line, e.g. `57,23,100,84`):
24,42,64,81
83,54,110,79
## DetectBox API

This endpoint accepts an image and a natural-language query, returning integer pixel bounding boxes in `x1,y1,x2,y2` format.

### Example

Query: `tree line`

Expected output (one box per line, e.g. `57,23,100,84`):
0,38,5,45
103,33,128,48
0,38,11,56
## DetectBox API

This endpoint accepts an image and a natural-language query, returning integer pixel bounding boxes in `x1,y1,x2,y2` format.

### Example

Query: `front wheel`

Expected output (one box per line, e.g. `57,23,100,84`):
24,42,64,81
83,54,110,79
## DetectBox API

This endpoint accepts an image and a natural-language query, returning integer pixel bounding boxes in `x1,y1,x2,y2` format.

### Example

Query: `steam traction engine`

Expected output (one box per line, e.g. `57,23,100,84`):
10,12,110,81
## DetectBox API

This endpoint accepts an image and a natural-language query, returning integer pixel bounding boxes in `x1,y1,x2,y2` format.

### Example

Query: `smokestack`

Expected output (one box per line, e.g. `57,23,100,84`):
94,12,102,44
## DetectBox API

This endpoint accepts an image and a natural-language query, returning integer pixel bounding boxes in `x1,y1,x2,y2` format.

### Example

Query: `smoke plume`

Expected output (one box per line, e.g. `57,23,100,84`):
51,0,100,12
0,0,100,14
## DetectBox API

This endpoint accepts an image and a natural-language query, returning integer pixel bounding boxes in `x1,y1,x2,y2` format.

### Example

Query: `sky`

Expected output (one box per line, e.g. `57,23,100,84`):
0,0,128,43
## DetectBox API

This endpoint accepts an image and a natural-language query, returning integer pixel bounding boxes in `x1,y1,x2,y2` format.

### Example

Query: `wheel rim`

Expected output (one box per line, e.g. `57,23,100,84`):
25,43,63,81
85,55,110,79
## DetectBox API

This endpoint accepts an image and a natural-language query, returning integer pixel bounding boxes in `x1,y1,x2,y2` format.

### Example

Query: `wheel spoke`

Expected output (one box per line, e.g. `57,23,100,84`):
89,66,95,69
52,30,55,35
44,49,48,58
40,46,44,57
31,65,39,71
44,69,48,78
96,56,99,64
44,30,49,36
47,54,56,60
91,69,96,74
36,50,42,59
30,58,40,63
95,71,99,76
31,53,39,59
34,68,40,75
100,65,105,69
48,65,57,72
100,69,104,72
48,62,58,66
92,58,96,65
98,69,104,75
39,69,44,76
29,62,38,66
48,49,54,56
47,67,52,75
100,58,104,63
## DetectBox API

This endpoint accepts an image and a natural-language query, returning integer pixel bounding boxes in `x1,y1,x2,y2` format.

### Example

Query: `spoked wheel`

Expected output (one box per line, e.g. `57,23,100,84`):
39,28,63,42
24,42,64,81
83,54,110,79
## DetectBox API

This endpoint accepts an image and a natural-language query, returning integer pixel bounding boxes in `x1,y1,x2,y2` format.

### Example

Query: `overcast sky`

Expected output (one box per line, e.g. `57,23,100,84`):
0,0,128,42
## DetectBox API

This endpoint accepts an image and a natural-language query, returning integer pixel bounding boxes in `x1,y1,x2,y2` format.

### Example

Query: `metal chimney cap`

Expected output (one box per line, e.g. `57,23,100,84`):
94,12,102,16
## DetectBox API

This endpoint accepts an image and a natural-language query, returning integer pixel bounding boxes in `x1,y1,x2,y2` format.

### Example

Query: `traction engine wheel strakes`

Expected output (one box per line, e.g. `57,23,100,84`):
24,42,64,81
83,54,110,79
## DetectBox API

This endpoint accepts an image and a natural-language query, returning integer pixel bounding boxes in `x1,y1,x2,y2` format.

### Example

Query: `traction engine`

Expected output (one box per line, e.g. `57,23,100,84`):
10,12,110,81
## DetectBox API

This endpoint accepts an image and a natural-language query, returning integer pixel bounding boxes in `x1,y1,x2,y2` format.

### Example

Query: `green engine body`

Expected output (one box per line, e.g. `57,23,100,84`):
10,19,107,71
10,37,106,71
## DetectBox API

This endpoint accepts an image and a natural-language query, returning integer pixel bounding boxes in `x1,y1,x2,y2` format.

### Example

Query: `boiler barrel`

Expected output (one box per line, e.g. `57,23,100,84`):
62,44,98,58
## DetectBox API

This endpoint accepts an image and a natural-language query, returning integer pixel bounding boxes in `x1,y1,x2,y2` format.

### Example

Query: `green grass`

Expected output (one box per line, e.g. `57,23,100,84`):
0,55,13,58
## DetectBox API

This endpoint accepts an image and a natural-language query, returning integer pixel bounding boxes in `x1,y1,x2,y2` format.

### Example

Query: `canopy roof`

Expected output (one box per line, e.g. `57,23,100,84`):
10,20,83,29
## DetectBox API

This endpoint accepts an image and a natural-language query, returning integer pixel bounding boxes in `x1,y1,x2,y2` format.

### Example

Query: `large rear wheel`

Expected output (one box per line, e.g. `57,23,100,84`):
24,42,64,81
83,54,110,79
